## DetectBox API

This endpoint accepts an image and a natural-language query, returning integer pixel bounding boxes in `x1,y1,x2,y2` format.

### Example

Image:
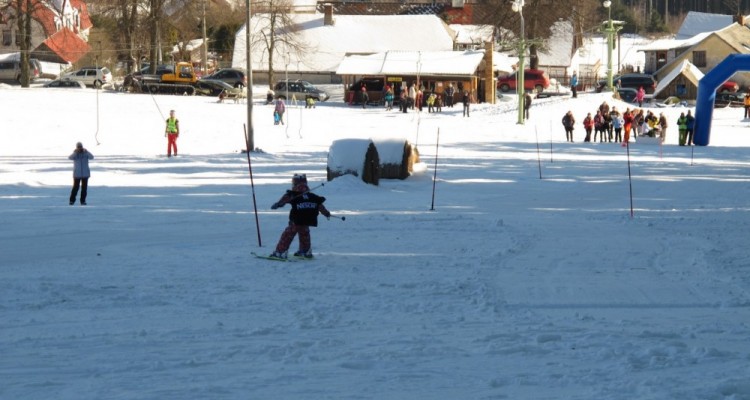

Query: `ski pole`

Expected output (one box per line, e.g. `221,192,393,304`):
285,182,325,202
244,124,262,246
273,182,328,208
329,215,346,221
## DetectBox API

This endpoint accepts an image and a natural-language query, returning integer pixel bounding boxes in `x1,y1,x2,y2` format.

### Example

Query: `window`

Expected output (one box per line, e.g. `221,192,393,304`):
693,51,707,68
2,30,11,46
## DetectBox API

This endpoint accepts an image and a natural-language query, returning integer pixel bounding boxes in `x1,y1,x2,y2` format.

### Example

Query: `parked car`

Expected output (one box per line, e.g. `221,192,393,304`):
718,80,739,93
43,79,86,89
273,79,329,102
616,87,638,103
195,79,234,96
63,66,113,88
139,64,174,76
497,69,551,93
0,57,42,82
203,68,246,88
597,73,657,94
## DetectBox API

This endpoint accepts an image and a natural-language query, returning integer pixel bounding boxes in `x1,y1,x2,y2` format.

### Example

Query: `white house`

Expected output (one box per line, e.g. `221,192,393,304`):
0,0,92,65
232,8,455,84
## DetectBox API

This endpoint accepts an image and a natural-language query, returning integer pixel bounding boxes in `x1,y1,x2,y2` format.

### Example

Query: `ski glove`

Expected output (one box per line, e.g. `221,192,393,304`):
271,202,281,210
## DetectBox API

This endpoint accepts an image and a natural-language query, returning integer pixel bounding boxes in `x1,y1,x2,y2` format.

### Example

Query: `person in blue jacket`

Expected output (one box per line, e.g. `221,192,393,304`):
68,142,94,205
570,71,578,98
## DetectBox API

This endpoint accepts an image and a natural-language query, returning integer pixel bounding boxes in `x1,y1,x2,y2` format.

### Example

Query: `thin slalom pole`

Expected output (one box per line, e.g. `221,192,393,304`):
95,83,101,145
626,141,634,218
298,100,303,138
535,125,543,179
549,120,554,163
244,124,262,246
415,109,422,147
430,127,440,211
94,54,101,145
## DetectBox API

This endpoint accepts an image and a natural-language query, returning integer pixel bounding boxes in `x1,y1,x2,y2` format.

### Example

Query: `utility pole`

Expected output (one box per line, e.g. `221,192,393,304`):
245,0,254,151
202,0,208,75
512,0,526,124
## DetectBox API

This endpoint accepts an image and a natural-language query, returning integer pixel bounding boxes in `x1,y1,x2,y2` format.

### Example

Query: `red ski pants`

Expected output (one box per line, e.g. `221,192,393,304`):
274,223,311,253
167,134,178,156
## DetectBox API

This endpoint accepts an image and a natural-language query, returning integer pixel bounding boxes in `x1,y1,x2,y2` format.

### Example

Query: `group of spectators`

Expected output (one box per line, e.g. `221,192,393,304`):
566,101,696,146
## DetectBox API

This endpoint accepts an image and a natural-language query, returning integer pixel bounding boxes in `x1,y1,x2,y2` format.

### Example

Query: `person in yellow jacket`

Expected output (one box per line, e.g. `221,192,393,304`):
165,109,179,157
744,93,750,119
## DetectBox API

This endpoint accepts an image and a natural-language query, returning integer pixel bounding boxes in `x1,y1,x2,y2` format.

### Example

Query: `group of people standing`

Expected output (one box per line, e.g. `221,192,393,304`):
569,101,695,146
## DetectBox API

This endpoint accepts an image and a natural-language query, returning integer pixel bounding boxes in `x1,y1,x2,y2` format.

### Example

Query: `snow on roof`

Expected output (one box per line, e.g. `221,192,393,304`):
233,13,454,72
336,50,486,77
449,24,494,45
653,59,703,97
639,31,711,52
676,12,733,40
172,39,206,53
536,20,573,67
493,51,517,74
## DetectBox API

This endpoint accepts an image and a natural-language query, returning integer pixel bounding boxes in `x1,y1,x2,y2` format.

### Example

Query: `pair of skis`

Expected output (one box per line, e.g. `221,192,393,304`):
251,252,314,262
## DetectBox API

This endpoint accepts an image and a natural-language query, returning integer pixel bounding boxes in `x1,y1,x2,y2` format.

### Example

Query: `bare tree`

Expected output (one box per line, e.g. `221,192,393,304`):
113,0,143,72
482,0,601,69
147,0,165,72
87,0,146,73
13,0,33,87
722,0,742,14
252,0,308,88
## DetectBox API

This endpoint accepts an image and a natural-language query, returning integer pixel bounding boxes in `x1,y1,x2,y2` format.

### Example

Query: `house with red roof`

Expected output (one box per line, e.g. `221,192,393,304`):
0,0,92,64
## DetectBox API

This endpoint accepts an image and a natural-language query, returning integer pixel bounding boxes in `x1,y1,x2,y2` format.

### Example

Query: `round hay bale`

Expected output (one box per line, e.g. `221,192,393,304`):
327,139,380,185
372,138,420,180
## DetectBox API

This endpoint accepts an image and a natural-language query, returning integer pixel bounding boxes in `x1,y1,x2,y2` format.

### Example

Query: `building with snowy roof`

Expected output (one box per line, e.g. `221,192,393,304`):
640,22,750,89
676,12,735,40
232,6,455,84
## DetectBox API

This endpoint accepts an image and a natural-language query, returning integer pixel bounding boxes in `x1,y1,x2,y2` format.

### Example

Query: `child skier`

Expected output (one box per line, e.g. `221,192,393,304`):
269,174,331,259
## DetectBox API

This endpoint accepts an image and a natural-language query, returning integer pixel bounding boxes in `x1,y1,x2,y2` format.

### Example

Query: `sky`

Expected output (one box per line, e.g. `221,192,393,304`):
1,81,749,399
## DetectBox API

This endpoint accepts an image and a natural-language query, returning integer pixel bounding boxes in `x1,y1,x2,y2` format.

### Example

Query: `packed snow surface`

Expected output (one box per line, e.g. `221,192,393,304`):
2,84,750,399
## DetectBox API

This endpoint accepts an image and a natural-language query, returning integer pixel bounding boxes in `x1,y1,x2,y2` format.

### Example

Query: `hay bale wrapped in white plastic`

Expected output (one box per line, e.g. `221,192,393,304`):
327,138,380,185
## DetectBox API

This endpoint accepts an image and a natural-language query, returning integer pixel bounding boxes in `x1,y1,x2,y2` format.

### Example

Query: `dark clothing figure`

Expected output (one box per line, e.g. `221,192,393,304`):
360,86,369,108
270,176,331,259
594,111,605,142
562,111,575,142
445,85,455,107
68,142,93,205
462,91,471,117
524,93,533,120
685,111,696,145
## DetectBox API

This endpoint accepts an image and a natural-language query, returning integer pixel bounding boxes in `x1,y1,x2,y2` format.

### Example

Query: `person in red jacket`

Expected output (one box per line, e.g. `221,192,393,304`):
583,112,594,142
622,108,634,146
269,174,331,259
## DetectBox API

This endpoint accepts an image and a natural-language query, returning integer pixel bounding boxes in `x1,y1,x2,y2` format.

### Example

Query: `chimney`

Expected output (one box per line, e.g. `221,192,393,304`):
324,4,334,26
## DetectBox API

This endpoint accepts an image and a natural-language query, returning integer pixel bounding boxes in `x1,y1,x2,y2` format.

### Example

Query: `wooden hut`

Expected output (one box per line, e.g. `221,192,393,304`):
372,138,420,180
653,60,701,100
327,139,380,185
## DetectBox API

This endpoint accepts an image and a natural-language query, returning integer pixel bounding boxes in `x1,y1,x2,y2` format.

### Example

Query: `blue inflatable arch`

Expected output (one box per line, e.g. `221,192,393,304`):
694,54,750,146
